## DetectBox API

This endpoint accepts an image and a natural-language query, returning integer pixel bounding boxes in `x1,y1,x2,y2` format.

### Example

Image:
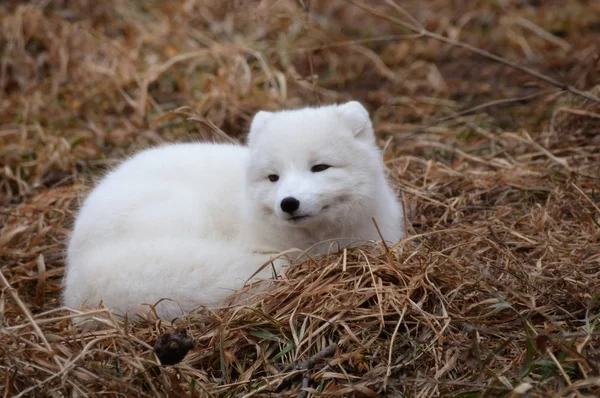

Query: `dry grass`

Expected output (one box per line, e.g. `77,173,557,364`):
1,0,599,396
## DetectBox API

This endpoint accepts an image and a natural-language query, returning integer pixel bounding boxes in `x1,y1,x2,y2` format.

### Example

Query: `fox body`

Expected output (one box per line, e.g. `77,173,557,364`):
63,101,405,320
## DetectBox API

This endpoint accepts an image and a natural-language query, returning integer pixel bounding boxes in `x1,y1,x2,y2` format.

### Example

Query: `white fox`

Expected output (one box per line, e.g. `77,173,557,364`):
63,101,405,321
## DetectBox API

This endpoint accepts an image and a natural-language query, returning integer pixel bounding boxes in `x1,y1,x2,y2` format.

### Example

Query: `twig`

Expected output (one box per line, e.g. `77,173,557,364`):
413,90,559,134
290,34,423,53
297,375,311,398
292,343,337,371
292,343,337,398
345,0,600,105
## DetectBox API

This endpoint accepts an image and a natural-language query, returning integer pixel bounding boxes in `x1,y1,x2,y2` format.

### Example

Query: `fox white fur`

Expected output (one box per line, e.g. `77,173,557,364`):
63,101,405,321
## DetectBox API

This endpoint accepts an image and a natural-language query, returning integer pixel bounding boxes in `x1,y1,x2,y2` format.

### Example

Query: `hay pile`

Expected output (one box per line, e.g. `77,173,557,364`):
1,1,599,396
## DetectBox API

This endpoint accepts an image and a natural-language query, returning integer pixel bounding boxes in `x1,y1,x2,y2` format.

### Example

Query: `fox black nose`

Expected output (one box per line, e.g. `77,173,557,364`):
280,197,300,214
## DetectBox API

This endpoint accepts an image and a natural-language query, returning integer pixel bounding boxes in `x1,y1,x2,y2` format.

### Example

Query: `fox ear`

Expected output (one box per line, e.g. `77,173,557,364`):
247,111,273,147
337,101,374,140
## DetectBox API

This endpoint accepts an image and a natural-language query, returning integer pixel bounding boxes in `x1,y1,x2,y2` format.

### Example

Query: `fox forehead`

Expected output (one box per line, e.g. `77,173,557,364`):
248,138,359,172
251,122,345,147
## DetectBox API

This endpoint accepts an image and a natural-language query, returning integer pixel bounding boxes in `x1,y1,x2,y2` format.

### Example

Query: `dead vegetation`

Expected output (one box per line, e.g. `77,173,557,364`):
1,0,599,396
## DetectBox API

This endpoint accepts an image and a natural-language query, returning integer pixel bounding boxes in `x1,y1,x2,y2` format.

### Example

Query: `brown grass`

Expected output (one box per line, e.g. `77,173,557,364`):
1,0,599,396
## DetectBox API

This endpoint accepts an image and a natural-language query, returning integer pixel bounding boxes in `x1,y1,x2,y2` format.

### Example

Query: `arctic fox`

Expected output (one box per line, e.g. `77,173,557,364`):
63,101,405,321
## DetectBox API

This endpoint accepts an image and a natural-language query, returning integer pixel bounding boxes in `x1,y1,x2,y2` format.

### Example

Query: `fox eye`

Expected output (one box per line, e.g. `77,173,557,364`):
268,174,279,182
311,164,331,173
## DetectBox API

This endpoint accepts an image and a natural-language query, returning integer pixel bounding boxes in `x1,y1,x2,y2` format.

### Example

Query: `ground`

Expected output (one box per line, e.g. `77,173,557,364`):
1,0,599,397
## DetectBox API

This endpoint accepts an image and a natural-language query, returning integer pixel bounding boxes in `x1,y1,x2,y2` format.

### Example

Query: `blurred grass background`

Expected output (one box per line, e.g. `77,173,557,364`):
1,1,599,396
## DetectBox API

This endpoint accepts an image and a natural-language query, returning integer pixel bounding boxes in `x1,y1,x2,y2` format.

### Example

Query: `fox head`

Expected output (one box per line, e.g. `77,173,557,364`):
244,101,387,230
